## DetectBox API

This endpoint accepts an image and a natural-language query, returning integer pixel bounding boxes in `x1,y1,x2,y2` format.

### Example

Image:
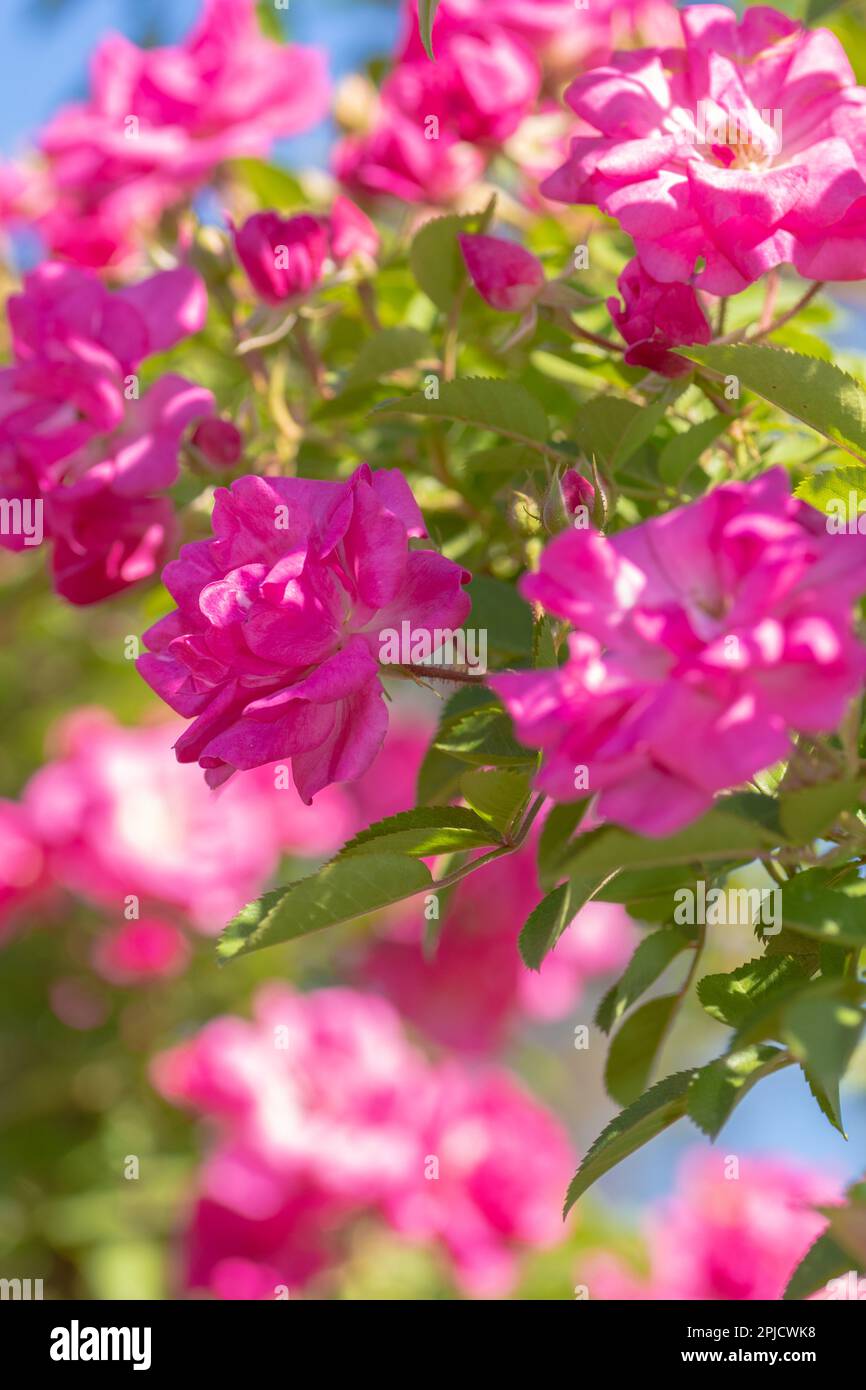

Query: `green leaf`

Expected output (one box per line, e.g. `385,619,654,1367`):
604,995,678,1106
560,798,781,880
573,388,681,472
687,1044,789,1139
465,575,533,660
781,984,865,1134
408,213,474,312
783,1231,854,1301
229,157,305,209
374,378,550,447
418,0,443,60
680,344,866,465
795,465,866,521
658,414,727,486
343,328,434,389
781,871,866,948
340,806,503,858
459,769,530,834
537,800,588,889
564,1069,695,1215
434,704,536,766
596,928,692,1033
820,1185,866,1268
518,882,573,972
779,778,864,842
217,854,434,961
697,956,810,1028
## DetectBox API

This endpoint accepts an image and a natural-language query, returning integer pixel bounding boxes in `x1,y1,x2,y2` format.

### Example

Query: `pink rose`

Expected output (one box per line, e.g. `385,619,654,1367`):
23,710,351,934
153,985,575,1297
334,110,484,205
365,833,634,1052
0,264,211,601
137,465,471,801
92,918,190,986
459,232,545,312
582,1151,840,1300
232,212,329,305
608,257,711,376
37,0,330,267
328,194,380,265
543,4,866,292
493,469,866,836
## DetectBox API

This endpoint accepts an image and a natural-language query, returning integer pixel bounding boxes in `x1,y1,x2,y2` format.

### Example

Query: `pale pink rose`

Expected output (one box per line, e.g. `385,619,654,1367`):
459,232,545,312
153,985,575,1297
608,257,711,376
23,710,351,934
582,1151,840,1300
137,465,471,801
493,469,866,836
37,0,330,267
92,918,190,985
543,4,866,292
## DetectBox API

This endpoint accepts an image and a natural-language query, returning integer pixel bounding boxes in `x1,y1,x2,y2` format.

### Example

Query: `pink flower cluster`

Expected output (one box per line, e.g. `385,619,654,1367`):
544,4,866,292
364,834,635,1053
232,196,379,306
334,0,679,205
13,710,352,970
583,1151,839,1300
608,258,712,376
0,261,213,603
153,985,575,1297
494,469,866,837
137,464,471,800
34,0,329,268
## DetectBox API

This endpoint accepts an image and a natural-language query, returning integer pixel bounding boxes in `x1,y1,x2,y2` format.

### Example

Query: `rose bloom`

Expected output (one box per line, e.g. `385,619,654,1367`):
36,0,330,267
137,465,471,801
543,3,866,292
153,985,575,1297
493,469,866,837
608,257,712,376
334,109,484,206
582,1151,840,1300
364,838,634,1053
0,262,212,603
23,710,352,934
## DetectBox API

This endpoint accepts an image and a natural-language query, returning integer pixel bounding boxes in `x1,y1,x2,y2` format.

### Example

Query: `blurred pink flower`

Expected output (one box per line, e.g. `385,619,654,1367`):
0,264,212,603
137,465,471,801
328,195,380,265
0,800,47,941
190,418,244,471
459,232,545,312
364,838,634,1052
153,985,574,1297
334,112,484,206
23,710,352,934
543,4,866,292
583,1151,840,1300
92,917,190,985
493,469,866,836
608,257,711,376
37,0,330,267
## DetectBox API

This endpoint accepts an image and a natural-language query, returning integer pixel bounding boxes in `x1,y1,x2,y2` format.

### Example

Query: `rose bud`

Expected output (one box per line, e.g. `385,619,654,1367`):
459,232,545,312
233,211,329,305
191,418,243,470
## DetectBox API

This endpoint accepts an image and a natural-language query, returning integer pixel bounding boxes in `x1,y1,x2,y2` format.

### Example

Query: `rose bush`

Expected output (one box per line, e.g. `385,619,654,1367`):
1,0,865,1306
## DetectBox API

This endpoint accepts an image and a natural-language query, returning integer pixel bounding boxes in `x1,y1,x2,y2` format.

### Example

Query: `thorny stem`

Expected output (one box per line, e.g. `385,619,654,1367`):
426,792,548,898
753,280,824,339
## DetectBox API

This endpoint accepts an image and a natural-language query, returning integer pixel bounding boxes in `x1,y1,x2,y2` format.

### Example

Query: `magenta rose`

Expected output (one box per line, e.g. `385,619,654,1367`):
543,3,866,292
608,257,711,376
493,469,866,836
137,465,472,801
